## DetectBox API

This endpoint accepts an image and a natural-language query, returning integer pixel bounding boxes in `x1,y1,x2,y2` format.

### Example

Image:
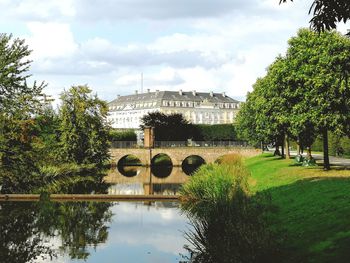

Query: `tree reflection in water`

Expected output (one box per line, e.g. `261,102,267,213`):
181,193,280,263
0,198,113,262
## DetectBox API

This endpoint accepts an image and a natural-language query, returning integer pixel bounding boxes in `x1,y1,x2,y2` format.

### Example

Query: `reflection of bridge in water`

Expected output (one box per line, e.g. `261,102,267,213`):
110,147,258,166
104,166,189,196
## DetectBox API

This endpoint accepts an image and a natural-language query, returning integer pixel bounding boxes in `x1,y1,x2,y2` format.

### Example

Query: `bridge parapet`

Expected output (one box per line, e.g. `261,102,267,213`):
110,147,259,166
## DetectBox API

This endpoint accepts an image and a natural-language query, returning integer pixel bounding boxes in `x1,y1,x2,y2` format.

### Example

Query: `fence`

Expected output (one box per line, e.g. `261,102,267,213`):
111,140,248,148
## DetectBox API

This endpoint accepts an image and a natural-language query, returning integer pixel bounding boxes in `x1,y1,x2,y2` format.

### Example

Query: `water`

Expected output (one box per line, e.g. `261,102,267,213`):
0,200,190,263
0,163,203,262
105,165,196,195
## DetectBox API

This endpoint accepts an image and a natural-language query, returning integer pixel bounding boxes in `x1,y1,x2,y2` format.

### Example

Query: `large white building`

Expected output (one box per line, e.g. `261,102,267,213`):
107,90,241,129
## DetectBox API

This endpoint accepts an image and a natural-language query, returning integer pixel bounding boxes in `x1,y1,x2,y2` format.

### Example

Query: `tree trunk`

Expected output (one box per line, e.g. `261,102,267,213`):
307,146,312,158
285,134,290,159
296,143,300,155
281,142,285,158
323,129,330,170
274,145,281,156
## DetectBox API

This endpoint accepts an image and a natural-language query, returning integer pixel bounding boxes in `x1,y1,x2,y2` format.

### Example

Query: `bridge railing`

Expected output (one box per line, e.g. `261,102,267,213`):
111,140,248,148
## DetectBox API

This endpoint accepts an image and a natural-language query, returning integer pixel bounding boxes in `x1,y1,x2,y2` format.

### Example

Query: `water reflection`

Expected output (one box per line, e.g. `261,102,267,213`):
117,165,140,177
0,200,189,263
105,166,189,195
0,199,112,262
180,194,280,263
151,165,173,178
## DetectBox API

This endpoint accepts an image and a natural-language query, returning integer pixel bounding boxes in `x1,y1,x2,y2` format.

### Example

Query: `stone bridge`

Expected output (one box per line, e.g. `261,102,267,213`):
110,147,259,166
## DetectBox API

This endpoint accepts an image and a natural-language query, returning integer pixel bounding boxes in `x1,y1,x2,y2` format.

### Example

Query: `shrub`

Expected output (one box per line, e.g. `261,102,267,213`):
193,124,237,141
180,160,279,262
215,153,243,166
179,163,249,217
109,129,136,141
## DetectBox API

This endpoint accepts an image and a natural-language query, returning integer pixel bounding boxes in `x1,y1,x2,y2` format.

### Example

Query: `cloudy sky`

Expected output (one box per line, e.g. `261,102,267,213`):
1,0,348,102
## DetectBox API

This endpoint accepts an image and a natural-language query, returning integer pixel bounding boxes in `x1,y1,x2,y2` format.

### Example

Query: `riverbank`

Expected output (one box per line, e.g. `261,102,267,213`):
246,153,350,262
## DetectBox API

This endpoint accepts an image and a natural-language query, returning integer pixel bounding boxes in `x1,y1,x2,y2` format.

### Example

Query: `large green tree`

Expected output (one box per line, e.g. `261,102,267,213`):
0,34,46,191
58,85,110,166
285,29,350,169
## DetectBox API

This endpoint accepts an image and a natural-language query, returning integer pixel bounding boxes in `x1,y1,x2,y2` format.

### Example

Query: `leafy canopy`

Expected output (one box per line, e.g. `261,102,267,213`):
58,85,110,165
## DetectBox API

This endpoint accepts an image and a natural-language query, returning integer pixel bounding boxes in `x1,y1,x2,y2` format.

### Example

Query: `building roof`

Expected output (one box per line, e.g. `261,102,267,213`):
109,90,240,106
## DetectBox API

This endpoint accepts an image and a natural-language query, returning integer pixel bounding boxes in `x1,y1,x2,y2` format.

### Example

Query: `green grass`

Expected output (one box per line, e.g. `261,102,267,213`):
246,153,350,262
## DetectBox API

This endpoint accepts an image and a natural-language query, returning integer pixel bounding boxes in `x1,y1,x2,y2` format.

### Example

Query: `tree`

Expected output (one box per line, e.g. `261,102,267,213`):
280,0,350,34
236,73,287,156
0,34,45,115
140,112,194,141
0,34,46,191
284,29,350,169
58,85,110,166
237,29,350,169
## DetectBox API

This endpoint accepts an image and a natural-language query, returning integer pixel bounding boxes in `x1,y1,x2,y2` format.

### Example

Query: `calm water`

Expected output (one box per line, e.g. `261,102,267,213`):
0,164,201,262
105,165,193,195
0,200,191,263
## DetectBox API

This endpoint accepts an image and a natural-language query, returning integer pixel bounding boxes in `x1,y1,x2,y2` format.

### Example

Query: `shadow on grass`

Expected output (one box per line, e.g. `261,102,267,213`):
259,177,350,263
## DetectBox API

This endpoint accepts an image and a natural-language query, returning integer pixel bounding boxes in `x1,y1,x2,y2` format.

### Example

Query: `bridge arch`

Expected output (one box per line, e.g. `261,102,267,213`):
151,153,173,178
117,154,142,167
151,153,173,166
181,155,206,175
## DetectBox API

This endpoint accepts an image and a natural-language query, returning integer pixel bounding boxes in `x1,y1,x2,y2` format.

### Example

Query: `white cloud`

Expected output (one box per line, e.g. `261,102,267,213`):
26,22,78,59
0,0,75,21
2,0,328,103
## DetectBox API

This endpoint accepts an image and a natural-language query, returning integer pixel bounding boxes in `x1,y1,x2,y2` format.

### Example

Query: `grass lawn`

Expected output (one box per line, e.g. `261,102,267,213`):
245,153,350,262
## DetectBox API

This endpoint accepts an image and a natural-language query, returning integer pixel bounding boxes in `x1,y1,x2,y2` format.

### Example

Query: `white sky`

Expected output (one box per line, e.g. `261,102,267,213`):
1,0,348,102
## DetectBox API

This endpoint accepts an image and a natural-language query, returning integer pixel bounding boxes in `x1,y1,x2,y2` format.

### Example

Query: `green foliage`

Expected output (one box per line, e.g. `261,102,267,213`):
180,163,249,217
193,124,236,141
313,132,350,157
0,33,47,192
58,85,110,166
109,129,136,141
237,29,350,169
0,34,45,115
140,111,195,141
180,159,278,262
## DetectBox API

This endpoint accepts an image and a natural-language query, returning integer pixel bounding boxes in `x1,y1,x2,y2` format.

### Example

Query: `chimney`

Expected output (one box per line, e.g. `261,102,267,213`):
117,94,120,99
222,92,226,97
179,89,183,95
192,90,196,96
210,91,213,97
147,89,150,93
135,90,138,94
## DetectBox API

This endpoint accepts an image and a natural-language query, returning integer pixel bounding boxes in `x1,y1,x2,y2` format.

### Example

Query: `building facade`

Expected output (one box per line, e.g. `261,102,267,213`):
107,90,241,129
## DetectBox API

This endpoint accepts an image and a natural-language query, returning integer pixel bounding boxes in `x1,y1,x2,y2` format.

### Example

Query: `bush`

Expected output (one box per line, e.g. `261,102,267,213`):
193,124,237,141
179,163,250,217
109,129,136,141
180,159,279,262
215,153,243,166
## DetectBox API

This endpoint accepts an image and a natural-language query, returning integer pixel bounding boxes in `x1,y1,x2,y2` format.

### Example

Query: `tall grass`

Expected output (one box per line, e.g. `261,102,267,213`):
179,163,249,218
215,153,243,166
180,155,279,263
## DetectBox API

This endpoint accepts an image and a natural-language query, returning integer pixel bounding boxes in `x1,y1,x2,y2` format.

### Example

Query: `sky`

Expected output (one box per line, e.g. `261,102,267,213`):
1,0,348,103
